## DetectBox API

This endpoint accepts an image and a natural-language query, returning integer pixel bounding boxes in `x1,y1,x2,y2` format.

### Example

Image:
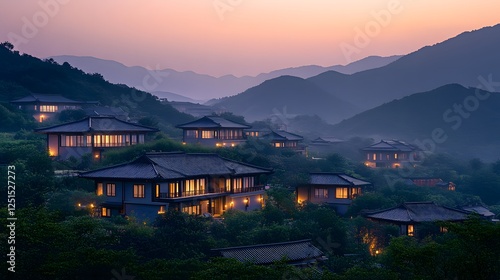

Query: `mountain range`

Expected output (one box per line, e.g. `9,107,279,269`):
49,55,402,102
215,24,500,124
329,84,500,161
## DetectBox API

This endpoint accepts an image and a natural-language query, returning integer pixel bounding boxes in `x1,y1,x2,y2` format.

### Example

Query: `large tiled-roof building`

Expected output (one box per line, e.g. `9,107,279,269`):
10,93,98,123
36,116,158,160
79,152,272,220
177,116,251,147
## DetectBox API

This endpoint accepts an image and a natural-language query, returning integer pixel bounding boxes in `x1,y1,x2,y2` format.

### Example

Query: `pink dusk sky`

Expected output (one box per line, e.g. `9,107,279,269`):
1,0,499,77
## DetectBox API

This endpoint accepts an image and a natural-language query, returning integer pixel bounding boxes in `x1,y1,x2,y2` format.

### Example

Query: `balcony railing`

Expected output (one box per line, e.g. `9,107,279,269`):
158,185,265,199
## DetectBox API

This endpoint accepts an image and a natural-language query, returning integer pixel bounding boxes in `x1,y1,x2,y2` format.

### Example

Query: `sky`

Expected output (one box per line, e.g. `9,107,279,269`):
1,0,499,77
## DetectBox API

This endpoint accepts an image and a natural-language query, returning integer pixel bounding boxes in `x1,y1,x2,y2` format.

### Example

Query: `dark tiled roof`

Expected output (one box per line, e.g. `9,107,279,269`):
83,106,128,117
263,130,303,141
35,116,158,133
212,239,324,265
10,93,98,104
365,202,469,223
176,116,251,129
309,173,371,186
362,140,418,152
311,137,344,144
461,206,495,218
79,152,272,179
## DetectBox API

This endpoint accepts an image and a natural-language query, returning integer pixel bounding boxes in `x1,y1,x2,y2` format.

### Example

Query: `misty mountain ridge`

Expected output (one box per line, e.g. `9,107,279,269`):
308,24,500,112
328,84,500,161
209,24,500,124
49,55,401,101
214,75,358,123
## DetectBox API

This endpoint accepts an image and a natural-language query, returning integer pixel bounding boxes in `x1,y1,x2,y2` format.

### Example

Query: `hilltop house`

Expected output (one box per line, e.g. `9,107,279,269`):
296,173,372,215
309,136,344,155
262,130,306,155
362,139,421,168
35,116,158,160
364,202,469,237
79,152,272,221
10,93,98,123
176,116,251,147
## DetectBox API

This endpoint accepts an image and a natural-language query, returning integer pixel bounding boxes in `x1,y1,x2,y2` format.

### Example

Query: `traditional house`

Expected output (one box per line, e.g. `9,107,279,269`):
297,173,372,215
35,116,158,160
176,116,251,147
311,137,344,145
309,137,344,155
364,202,469,237
10,93,98,123
79,152,272,221
262,130,306,155
212,239,326,267
362,139,421,168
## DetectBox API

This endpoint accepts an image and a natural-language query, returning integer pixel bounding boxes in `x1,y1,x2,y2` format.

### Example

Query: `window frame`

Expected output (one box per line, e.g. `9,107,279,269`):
133,184,145,198
106,183,116,197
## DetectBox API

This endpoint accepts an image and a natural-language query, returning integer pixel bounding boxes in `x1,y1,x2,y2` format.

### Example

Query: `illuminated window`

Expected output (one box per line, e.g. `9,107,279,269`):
225,178,231,192
314,188,328,198
274,142,284,148
201,130,215,139
407,224,414,236
101,207,111,217
184,179,205,196
373,153,377,160
40,105,58,112
106,183,116,196
169,182,179,198
335,187,348,199
440,226,448,233
61,135,86,147
367,154,370,160
133,184,145,198
351,187,361,198
242,177,254,191
182,205,200,215
233,178,242,193
155,184,160,198
96,183,103,196
394,153,398,159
